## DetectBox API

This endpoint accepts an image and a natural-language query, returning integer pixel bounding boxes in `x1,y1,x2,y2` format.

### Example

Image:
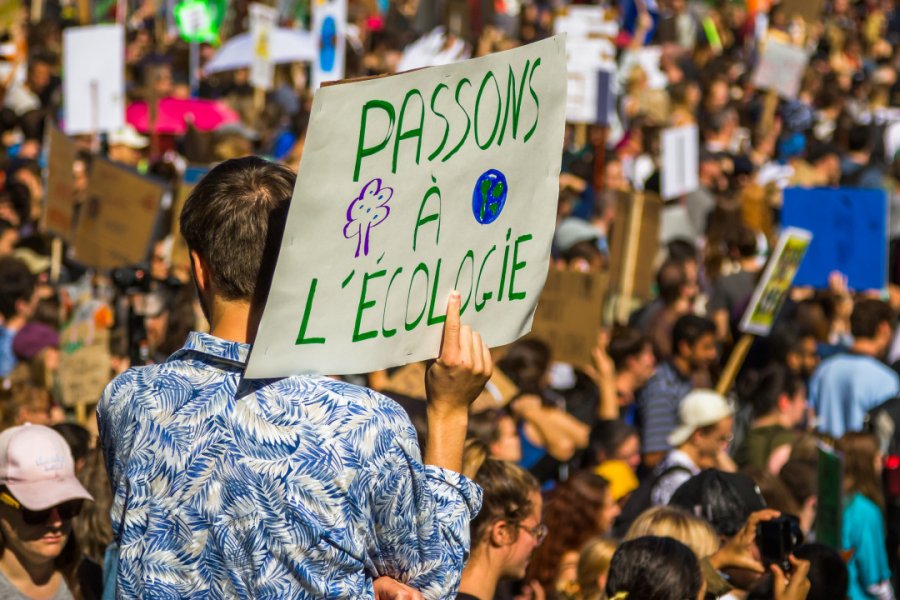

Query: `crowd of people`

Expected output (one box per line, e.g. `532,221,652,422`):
0,0,899,598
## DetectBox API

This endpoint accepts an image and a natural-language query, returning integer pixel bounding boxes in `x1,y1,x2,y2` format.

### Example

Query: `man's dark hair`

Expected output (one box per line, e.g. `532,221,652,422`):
669,470,766,537
728,225,757,259
850,298,894,340
0,257,35,319
607,325,649,370
744,364,805,419
606,536,703,600
180,156,295,304
672,314,715,354
657,259,687,306
589,419,637,465
769,324,814,363
847,125,871,154
0,219,15,240
666,238,697,263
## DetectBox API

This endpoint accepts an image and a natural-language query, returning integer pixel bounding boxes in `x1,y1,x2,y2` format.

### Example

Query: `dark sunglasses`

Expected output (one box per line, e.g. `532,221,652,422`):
0,491,83,525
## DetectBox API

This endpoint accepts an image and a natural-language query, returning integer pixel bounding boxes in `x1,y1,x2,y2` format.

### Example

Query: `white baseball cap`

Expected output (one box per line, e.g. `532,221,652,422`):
0,424,93,510
108,124,149,149
667,390,734,448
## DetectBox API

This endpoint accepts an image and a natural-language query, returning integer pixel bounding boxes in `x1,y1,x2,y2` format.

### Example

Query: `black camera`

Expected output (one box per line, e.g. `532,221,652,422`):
111,264,152,293
757,514,804,574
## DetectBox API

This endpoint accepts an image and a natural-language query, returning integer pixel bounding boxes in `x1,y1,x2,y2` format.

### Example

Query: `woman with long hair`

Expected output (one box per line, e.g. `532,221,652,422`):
836,432,895,600
0,425,93,600
526,470,620,598
457,441,544,600
623,506,719,560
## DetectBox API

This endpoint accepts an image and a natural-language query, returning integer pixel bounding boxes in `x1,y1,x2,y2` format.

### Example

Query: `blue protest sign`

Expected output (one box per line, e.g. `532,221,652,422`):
781,187,887,290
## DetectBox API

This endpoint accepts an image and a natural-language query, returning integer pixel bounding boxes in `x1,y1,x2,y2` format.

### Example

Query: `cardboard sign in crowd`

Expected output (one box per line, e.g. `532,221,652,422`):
246,36,567,377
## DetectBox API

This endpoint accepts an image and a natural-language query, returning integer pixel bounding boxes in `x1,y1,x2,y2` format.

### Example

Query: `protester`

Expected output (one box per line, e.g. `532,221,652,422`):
810,299,900,438
526,471,620,599
98,157,493,597
604,536,706,600
636,315,718,466
623,506,719,560
568,537,617,600
0,424,94,600
734,365,809,475
650,390,734,506
457,442,543,600
836,432,896,600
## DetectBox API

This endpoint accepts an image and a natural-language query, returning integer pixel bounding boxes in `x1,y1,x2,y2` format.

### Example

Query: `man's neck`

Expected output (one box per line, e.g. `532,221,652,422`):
457,550,501,600
616,371,637,402
851,338,882,359
754,412,792,429
739,257,760,273
208,300,258,344
671,355,692,378
677,444,701,469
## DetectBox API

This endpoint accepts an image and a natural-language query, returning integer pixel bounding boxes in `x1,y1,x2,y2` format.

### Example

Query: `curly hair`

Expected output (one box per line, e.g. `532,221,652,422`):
526,470,611,596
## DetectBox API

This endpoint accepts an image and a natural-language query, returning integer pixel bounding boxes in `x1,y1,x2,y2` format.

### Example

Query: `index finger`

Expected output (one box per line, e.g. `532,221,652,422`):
440,291,461,361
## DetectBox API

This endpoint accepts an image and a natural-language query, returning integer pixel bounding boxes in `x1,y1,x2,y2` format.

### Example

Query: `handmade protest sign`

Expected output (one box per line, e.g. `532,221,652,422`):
63,25,124,135
782,187,887,291
661,124,699,200
554,5,616,125
751,38,809,100
42,126,78,241
250,3,277,90
529,268,608,366
739,227,812,336
246,36,567,377
73,158,165,270
58,302,113,408
816,444,843,549
311,0,347,89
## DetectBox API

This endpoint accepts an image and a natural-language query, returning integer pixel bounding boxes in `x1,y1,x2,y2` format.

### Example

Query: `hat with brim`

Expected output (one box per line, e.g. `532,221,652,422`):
667,389,733,448
0,425,93,511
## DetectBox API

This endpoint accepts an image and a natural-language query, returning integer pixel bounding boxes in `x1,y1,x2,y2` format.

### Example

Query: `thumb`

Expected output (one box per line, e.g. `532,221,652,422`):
440,291,461,361
771,564,787,597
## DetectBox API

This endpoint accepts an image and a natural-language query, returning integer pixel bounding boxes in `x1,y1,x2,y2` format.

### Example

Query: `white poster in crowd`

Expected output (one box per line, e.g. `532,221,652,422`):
554,6,616,124
249,3,277,90
311,0,347,89
246,36,568,377
751,38,809,100
62,25,125,135
661,124,699,200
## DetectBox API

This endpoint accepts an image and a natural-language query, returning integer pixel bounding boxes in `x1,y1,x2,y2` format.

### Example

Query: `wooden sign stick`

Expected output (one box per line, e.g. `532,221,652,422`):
616,191,644,324
715,333,754,395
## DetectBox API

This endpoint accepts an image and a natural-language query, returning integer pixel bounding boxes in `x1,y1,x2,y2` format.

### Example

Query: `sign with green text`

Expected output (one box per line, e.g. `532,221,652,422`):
246,36,567,377
739,227,812,336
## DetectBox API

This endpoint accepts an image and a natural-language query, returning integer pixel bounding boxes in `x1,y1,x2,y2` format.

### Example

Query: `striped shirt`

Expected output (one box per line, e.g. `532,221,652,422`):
636,361,694,454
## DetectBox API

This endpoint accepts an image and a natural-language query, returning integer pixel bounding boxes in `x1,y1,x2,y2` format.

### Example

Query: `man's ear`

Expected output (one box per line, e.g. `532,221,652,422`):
190,249,210,295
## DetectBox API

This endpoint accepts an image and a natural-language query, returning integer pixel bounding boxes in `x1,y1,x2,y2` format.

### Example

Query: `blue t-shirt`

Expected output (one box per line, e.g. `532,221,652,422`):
0,326,17,378
842,493,893,600
809,354,900,438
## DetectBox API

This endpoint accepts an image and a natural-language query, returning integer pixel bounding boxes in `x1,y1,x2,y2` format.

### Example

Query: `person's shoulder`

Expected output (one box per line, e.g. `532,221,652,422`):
275,375,413,431
845,493,882,521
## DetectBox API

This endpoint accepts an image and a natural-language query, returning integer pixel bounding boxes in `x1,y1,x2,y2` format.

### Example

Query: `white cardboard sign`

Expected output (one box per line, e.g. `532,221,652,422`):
751,38,809,100
63,25,125,135
249,3,277,90
311,0,347,89
661,124,699,200
246,36,567,377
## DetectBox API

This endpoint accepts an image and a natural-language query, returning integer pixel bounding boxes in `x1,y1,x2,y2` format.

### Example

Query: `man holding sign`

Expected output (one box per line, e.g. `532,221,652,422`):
98,158,492,598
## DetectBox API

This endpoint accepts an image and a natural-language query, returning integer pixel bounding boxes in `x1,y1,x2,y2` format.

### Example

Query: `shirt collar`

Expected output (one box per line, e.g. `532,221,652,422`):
172,331,251,369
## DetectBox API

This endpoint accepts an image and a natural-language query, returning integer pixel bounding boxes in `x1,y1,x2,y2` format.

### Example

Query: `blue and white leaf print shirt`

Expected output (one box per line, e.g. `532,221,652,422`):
98,332,482,599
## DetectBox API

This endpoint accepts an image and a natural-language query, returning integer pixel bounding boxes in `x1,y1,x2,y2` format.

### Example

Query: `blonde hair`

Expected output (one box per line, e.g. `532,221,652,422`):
624,506,719,559
575,537,618,600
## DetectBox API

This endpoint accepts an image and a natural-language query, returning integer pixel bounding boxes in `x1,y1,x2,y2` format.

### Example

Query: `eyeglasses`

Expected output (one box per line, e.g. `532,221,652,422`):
517,522,548,545
0,491,83,526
